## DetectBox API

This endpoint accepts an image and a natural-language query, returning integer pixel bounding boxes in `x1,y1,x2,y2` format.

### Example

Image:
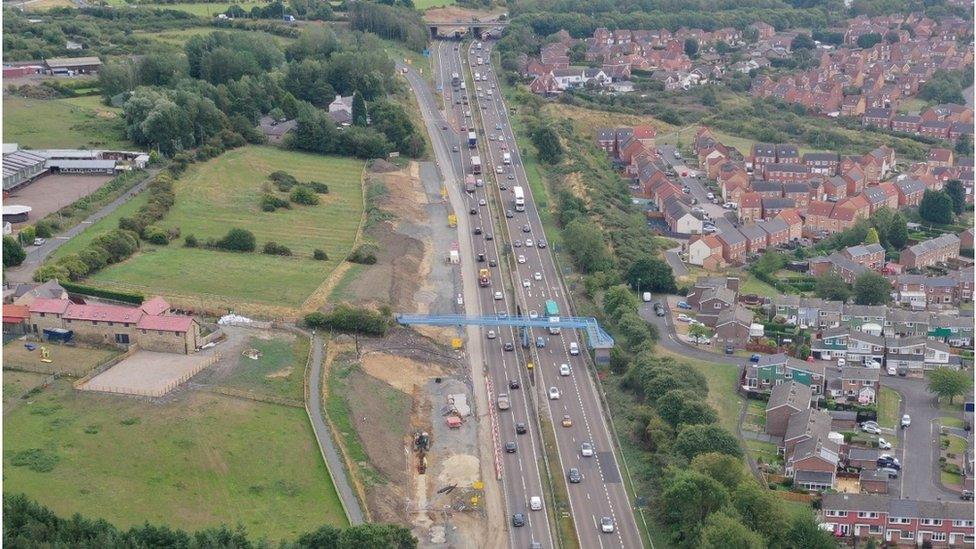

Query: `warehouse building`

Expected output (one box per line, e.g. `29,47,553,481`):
44,56,102,75
46,159,117,175
3,148,48,190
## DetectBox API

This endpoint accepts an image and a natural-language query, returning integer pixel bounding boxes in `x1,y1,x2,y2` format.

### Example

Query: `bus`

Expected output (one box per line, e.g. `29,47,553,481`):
545,299,560,334
512,186,525,211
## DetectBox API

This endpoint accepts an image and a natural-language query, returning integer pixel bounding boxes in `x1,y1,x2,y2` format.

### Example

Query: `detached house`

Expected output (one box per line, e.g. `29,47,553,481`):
765,381,812,437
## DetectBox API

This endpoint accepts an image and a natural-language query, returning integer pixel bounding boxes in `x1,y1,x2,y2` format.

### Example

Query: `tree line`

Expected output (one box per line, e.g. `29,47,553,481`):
3,493,416,549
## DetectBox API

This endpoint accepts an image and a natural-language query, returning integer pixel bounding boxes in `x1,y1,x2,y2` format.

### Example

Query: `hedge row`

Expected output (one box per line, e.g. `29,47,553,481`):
60,282,145,305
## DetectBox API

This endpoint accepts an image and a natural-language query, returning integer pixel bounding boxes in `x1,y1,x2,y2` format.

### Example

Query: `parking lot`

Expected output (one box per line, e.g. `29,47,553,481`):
5,173,114,226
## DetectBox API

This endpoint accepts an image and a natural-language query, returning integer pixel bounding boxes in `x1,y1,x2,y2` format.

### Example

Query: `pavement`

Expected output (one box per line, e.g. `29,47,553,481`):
5,169,159,284
307,332,366,525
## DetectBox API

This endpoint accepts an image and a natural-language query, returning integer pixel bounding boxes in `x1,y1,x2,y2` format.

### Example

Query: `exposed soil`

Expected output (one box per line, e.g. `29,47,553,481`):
360,352,445,394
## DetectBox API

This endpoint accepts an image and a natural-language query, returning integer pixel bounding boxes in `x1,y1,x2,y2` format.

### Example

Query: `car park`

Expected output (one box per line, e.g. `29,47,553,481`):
581,442,594,457
548,387,560,400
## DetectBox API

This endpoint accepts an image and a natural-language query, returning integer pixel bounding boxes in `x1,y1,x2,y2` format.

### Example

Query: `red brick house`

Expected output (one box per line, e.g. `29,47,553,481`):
776,208,804,241
919,120,952,139
804,200,836,235
716,226,747,264
759,218,790,248
891,113,922,133
820,493,974,547
928,148,954,168
739,192,763,222
900,233,961,269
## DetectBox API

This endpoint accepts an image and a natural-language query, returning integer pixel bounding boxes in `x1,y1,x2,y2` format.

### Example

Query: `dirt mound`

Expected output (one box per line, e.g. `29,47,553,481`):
360,352,443,394
436,454,480,488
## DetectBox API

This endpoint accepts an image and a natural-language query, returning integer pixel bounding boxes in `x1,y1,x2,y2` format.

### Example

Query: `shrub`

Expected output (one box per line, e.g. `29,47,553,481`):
313,248,328,260
215,228,256,252
142,226,169,246
304,304,391,335
3,236,26,268
33,264,71,282
290,185,319,205
262,241,292,256
10,448,59,473
184,234,198,247
269,170,298,191
347,244,377,264
59,282,144,304
260,193,291,212
55,254,90,281
307,180,330,193
34,219,58,238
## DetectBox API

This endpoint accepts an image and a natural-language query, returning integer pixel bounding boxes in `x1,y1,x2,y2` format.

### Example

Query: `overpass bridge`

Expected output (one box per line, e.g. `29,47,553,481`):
422,18,508,39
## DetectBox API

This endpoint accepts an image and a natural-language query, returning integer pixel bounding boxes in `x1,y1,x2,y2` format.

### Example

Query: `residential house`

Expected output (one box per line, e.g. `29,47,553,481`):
765,163,812,183
803,152,840,175
828,410,859,431
776,209,804,241
687,276,739,309
837,368,880,404
789,436,840,491
895,178,926,206
663,196,704,234
820,493,974,546
812,328,849,361
697,286,738,325
762,197,796,218
759,218,790,248
847,331,886,366
715,226,747,265
919,120,952,139
928,148,955,168
750,142,778,172
744,353,826,394
891,113,922,133
783,407,832,455
739,192,763,222
714,305,753,349
847,447,881,470
900,233,960,269
929,315,973,347
924,340,952,370
883,308,930,338
687,235,725,270
843,243,886,269
863,107,892,128
765,381,812,437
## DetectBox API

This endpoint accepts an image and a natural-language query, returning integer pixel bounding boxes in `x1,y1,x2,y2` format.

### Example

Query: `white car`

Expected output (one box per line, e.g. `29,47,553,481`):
580,442,594,457
559,364,571,376
548,387,560,400
529,310,539,319
600,517,615,533
525,238,534,247
901,414,911,428
877,437,892,450
494,291,503,300
529,496,542,511
533,272,542,281
496,166,504,174
861,422,882,435
517,255,526,264
522,279,531,288
569,342,579,355
677,314,691,322
479,198,486,206
706,192,715,199
837,358,846,368
487,330,496,339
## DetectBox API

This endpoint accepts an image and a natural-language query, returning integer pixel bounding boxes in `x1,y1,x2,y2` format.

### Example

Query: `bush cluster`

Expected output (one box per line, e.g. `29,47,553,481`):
34,229,139,283
262,241,292,256
304,304,391,335
347,245,378,265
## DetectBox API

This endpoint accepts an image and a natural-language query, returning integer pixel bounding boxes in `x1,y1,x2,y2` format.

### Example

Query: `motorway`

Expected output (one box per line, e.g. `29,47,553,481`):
437,39,643,548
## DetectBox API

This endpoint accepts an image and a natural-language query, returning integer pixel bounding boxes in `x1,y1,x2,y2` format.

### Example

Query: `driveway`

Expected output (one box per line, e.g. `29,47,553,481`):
664,248,688,277
639,301,740,366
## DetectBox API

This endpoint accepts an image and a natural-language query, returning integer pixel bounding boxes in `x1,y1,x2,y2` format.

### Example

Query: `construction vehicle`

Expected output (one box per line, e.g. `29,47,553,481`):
414,431,431,474
479,268,491,287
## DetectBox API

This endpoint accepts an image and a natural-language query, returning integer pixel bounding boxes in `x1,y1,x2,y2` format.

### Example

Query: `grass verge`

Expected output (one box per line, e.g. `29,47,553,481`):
877,386,901,430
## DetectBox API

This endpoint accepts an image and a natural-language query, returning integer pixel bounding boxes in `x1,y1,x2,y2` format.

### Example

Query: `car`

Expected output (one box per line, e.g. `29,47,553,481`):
496,166,504,174
535,336,546,348
723,202,736,209
496,123,503,130
961,490,974,501
533,272,542,281
452,145,459,152
567,468,582,483
750,354,761,362
479,198,487,206
529,496,542,511
497,393,510,410
505,441,517,453
600,517,615,533
537,240,547,248
470,207,477,215
548,387,560,400
725,344,734,355
508,174,515,180
561,414,573,427
488,258,497,267
559,364,571,376
475,178,484,187
901,414,911,428
494,291,503,300
877,457,901,470
654,305,665,317
677,301,692,310
569,342,579,355
515,422,527,434
703,225,718,234
500,143,508,150
517,255,526,264
677,314,691,322
524,238,534,247
877,437,892,450
487,330,496,339
706,192,715,199
522,279,531,288
503,342,514,351
681,187,691,194
499,183,507,190
477,253,486,263
511,513,526,527
509,379,520,389
522,224,531,233
580,442,594,457
513,240,522,247
473,227,482,235
528,310,539,319
505,210,514,218
485,233,493,241
837,358,846,368
861,422,882,435
878,467,899,479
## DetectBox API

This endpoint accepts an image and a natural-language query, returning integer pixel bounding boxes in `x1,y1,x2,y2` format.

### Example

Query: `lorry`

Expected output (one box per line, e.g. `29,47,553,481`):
465,175,476,193
471,156,482,174
512,186,525,211
468,131,477,149
545,299,560,335
479,268,491,287
502,152,511,165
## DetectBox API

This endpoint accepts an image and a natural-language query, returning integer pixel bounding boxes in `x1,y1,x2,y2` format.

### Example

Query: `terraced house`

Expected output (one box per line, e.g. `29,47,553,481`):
743,353,826,394
820,493,974,547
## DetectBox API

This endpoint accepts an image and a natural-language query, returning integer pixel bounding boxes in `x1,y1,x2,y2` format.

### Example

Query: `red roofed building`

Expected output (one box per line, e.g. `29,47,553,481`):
776,208,804,241
137,315,201,354
804,200,836,236
3,304,30,335
739,192,763,223
928,148,954,168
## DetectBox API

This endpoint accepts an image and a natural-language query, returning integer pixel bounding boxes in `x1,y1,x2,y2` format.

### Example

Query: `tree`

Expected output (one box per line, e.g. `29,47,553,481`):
919,70,965,104
955,134,972,157
658,390,717,427
945,180,966,214
919,190,954,224
864,227,880,244
690,452,745,491
790,33,815,51
659,470,728,545
853,271,890,305
625,255,677,294
3,236,26,268
674,424,742,460
216,228,256,252
814,273,851,301
928,367,970,404
603,284,639,320
684,38,699,58
783,513,838,549
856,32,883,49
688,323,710,345
563,219,613,273
700,512,766,549
884,31,900,44
887,212,909,249
530,125,563,164
352,92,367,127
732,481,787,543
291,186,320,205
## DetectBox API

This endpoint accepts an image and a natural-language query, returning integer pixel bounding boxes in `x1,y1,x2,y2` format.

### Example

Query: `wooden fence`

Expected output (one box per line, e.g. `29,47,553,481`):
80,353,219,398
73,345,141,389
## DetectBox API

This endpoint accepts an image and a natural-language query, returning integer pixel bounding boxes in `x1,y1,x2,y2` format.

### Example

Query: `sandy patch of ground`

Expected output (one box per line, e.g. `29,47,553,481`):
436,453,480,488
82,350,216,397
6,174,113,226
360,352,445,394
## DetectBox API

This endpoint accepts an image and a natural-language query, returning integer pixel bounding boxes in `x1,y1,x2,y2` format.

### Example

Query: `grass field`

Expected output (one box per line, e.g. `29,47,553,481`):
3,96,132,150
133,26,296,48
738,273,779,297
2,371,51,409
219,334,308,401
87,147,365,307
121,1,269,16
60,95,120,113
3,380,347,539
877,387,901,430
414,0,455,9
3,342,119,377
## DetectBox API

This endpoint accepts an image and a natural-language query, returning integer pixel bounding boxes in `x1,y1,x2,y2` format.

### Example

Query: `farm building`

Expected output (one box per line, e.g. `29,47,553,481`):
2,64,44,78
46,159,117,175
3,148,48,190
2,205,32,223
44,56,102,74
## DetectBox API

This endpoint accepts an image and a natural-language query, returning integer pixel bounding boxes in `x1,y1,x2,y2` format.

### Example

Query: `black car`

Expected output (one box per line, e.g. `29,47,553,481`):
477,253,486,263
512,513,526,527
505,441,517,453
567,468,582,483
961,490,974,501
515,422,527,434
877,458,901,470
654,303,665,317
503,342,514,351
725,344,734,355
470,207,477,215
505,210,514,218
522,224,531,233
499,183,507,190
509,379,520,389
488,258,497,267
473,227,482,235
537,240,546,248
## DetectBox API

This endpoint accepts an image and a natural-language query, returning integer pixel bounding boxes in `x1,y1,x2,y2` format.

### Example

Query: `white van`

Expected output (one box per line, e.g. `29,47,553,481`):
569,342,580,355
642,292,652,302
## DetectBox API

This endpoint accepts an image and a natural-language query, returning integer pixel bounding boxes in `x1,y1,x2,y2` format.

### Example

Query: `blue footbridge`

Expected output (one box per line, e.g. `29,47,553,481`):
395,314,615,350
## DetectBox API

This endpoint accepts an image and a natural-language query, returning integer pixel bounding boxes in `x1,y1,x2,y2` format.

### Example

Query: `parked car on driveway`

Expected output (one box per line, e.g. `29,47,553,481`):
861,421,882,435
677,301,692,309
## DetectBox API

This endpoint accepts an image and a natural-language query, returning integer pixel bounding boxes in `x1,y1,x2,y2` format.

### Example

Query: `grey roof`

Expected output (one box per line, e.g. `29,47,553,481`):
845,243,885,258
765,163,810,173
847,331,885,346
863,107,891,118
716,305,753,327
827,252,868,276
715,226,745,247
795,470,835,485
759,217,789,235
821,493,889,512
895,178,925,195
760,197,795,210
782,182,809,194
859,469,890,483
752,181,782,193
829,410,857,421
843,304,887,318
775,144,799,157
45,159,116,170
792,435,839,464
861,186,888,204
803,152,839,162
45,56,101,69
702,286,737,305
840,368,880,382
757,353,789,367
2,150,46,177
848,447,880,461
774,294,801,308
785,408,832,442
886,335,927,349
753,142,777,156
739,223,767,242
767,381,812,411
904,233,960,256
